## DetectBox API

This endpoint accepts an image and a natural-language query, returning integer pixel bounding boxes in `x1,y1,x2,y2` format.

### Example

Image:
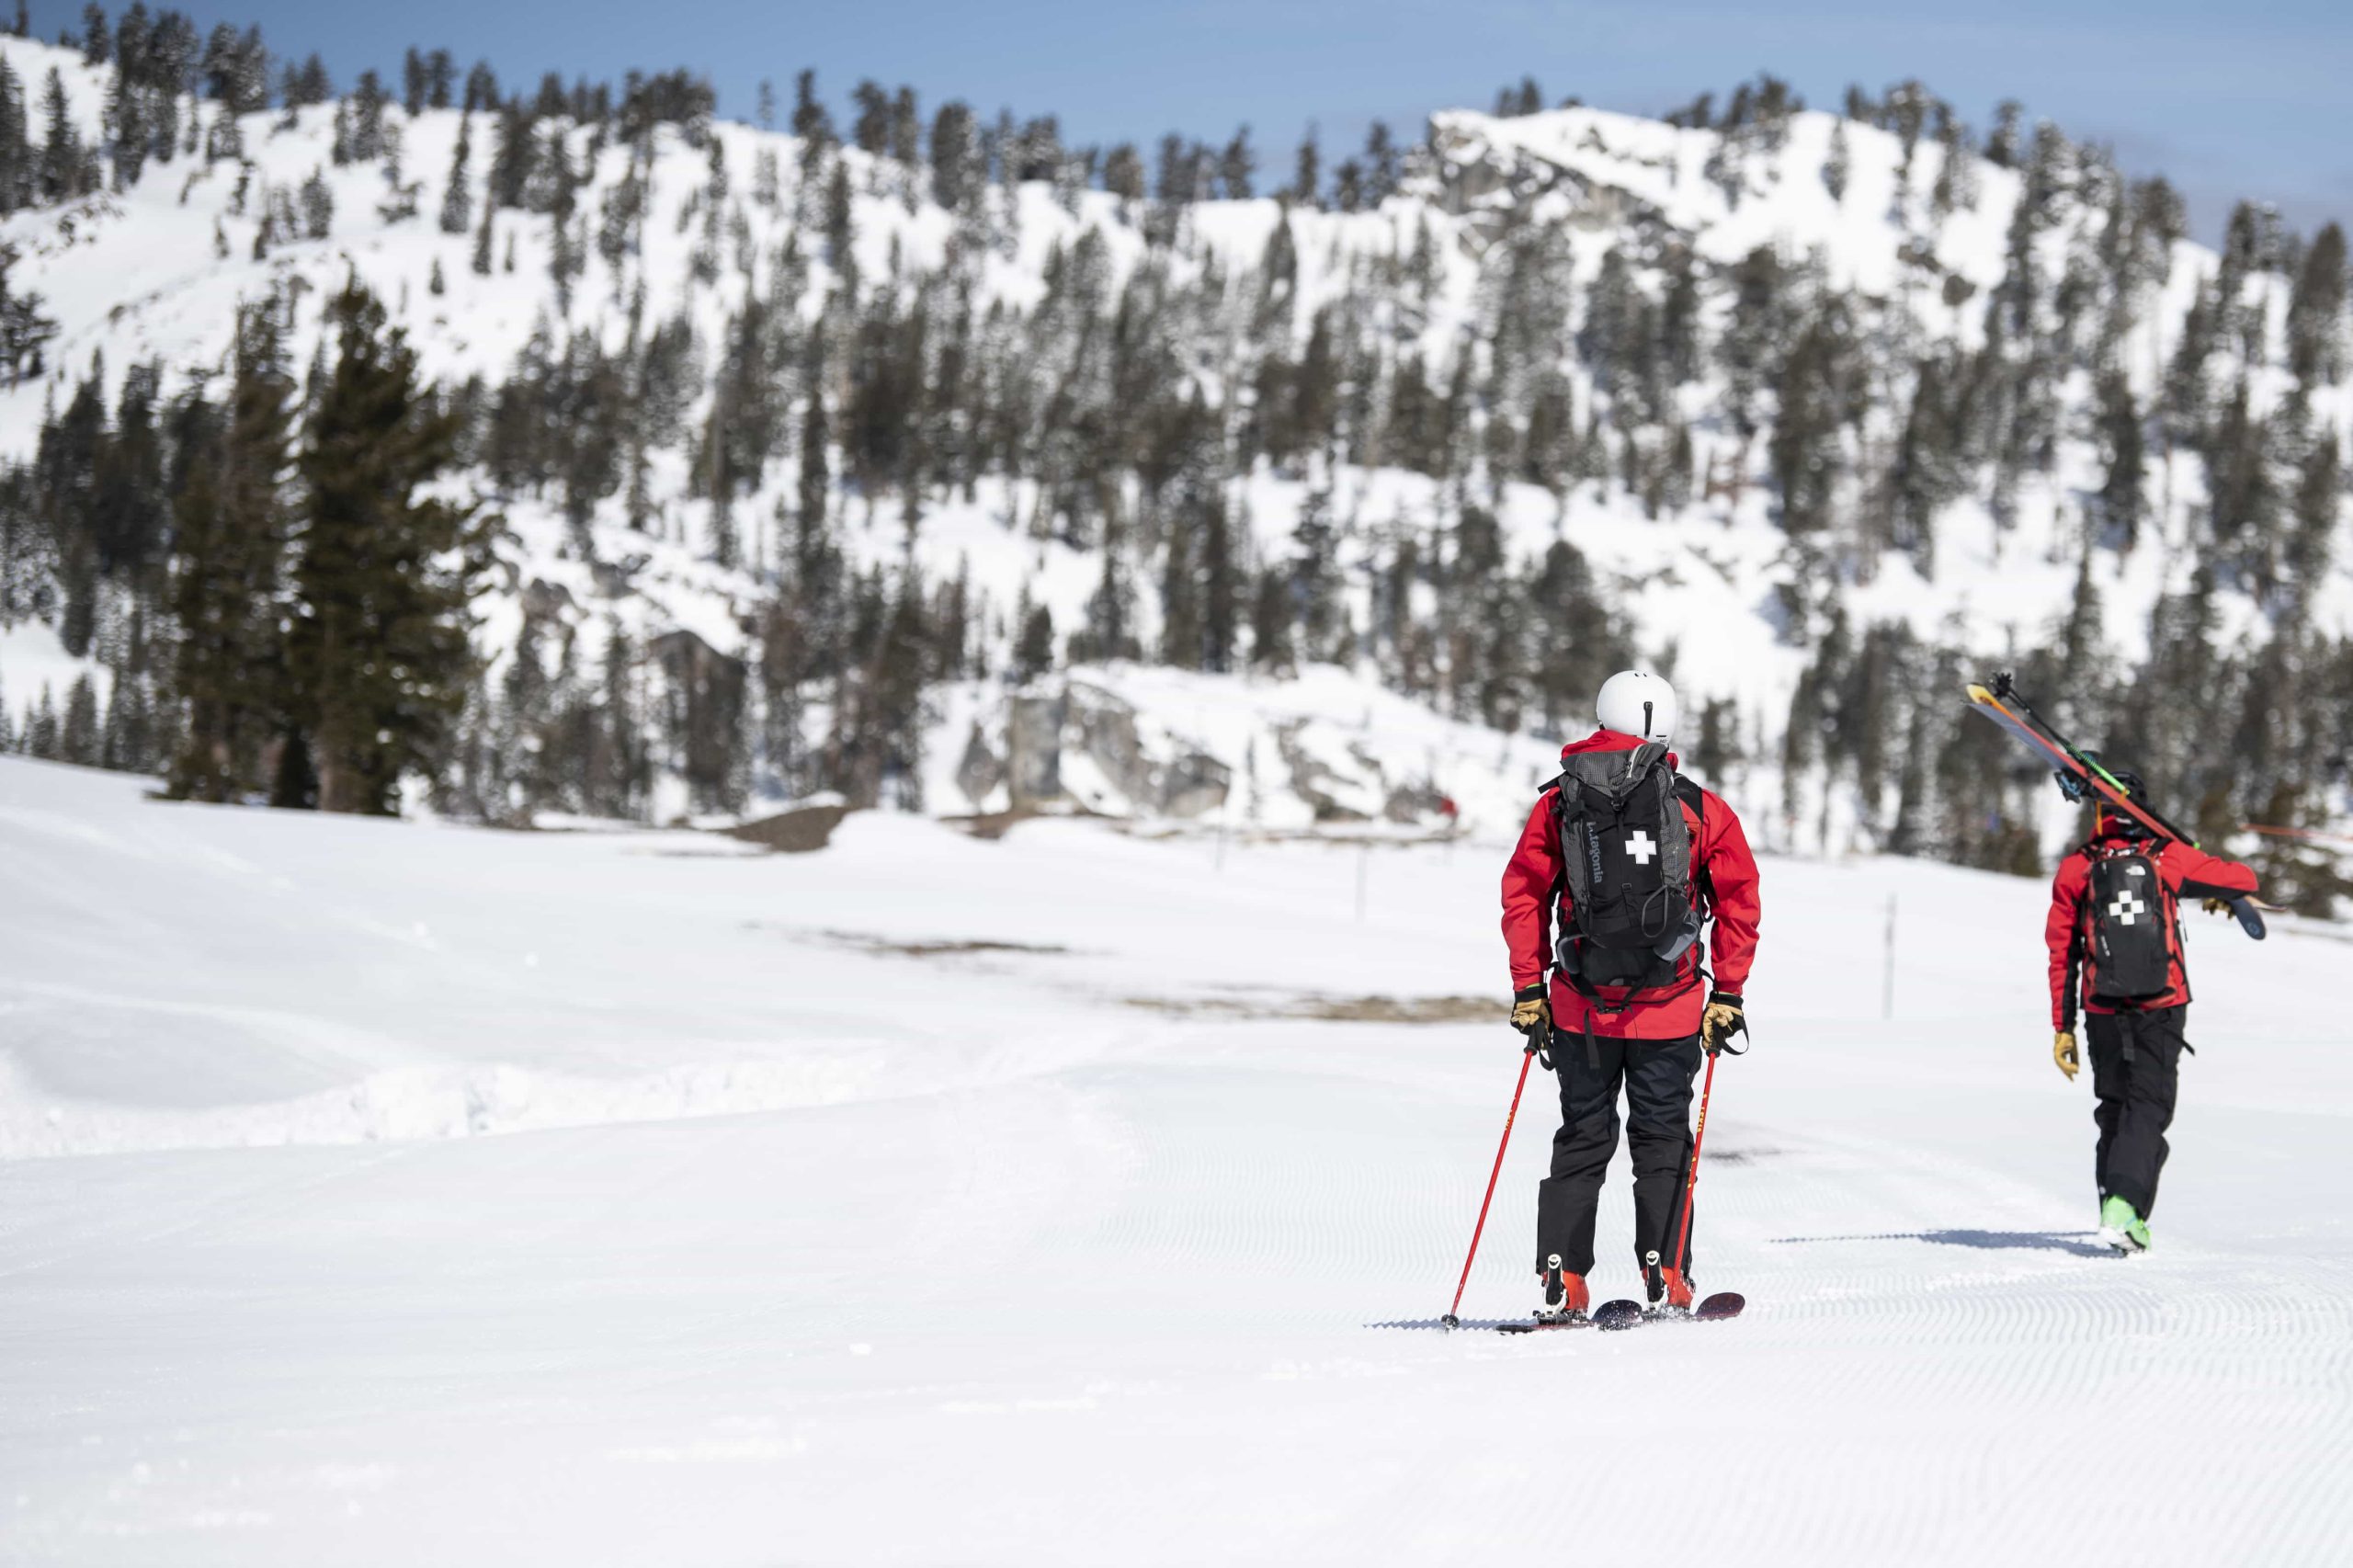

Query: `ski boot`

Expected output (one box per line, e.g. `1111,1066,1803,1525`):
1530,1254,1590,1326
2097,1195,2150,1255
1643,1252,1696,1316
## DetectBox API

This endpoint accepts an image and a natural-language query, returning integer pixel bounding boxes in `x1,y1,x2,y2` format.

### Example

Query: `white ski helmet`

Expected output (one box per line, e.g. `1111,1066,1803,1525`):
1596,670,1678,744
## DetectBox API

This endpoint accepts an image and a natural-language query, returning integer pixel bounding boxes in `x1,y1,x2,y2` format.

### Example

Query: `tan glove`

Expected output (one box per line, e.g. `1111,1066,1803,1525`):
2053,1030,2079,1081
1700,993,1745,1054
1510,985,1550,1040
2201,898,2231,916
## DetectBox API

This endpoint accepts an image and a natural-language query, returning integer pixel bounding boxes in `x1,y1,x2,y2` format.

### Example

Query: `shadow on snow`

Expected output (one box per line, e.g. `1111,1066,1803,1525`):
1768,1229,2115,1259
1371,1317,1507,1331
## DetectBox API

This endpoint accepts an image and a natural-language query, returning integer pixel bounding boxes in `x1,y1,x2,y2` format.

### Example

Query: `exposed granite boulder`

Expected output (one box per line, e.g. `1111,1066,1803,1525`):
1005,692,1065,809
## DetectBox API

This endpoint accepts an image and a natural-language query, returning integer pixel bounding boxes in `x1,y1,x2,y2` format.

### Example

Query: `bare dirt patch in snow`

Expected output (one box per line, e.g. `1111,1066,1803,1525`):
773,927,1083,960
1125,992,1495,1024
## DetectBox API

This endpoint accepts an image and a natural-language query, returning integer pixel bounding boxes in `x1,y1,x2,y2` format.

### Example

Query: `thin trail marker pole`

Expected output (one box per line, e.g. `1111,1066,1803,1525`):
1882,892,1897,1021
1442,1046,1537,1328
1355,842,1369,924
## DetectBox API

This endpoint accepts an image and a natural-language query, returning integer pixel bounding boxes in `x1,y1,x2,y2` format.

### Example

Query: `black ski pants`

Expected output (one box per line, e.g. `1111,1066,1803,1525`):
1535,1030,1703,1278
2086,1006,2188,1218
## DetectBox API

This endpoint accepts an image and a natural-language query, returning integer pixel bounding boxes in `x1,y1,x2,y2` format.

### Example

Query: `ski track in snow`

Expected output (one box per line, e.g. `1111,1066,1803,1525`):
1,756,2349,1563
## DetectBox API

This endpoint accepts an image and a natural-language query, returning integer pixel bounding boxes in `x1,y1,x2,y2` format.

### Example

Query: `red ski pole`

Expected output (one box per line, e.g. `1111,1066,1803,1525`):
1666,1046,1720,1288
1442,1044,1539,1329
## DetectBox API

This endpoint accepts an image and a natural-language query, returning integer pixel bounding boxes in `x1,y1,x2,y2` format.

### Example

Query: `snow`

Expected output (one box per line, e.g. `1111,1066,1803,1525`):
0,618,106,710
3,754,2349,1562
1439,105,2022,305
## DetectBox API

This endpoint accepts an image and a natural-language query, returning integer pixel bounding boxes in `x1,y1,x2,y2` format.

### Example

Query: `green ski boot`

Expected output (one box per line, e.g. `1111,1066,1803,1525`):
2097,1195,2150,1255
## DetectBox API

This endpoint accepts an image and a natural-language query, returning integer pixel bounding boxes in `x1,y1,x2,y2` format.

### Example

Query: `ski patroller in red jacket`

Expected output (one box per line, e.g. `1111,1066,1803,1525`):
2045,827,2258,1029
1501,730,1763,1040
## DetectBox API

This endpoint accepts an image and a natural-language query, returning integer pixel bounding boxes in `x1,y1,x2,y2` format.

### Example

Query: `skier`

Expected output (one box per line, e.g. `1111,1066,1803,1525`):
2044,769,2258,1254
1500,671,1761,1322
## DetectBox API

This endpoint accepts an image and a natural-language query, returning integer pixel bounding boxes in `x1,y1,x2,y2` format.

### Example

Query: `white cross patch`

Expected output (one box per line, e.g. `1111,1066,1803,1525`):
2108,891,2148,926
1625,830,1657,867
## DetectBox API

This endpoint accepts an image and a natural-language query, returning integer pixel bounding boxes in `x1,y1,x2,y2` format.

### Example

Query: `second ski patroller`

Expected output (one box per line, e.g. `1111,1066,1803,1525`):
1965,675,2266,1256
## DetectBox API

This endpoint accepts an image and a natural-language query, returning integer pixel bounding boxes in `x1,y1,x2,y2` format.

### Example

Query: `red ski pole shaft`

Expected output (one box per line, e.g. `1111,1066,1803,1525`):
1668,1047,1719,1278
1443,1046,1537,1327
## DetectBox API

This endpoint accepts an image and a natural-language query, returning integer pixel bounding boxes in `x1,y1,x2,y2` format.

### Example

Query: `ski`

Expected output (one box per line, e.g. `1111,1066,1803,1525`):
1637,1290,1748,1324
1962,675,2268,940
1495,1292,1744,1332
1495,1298,1645,1334
1595,1298,1646,1331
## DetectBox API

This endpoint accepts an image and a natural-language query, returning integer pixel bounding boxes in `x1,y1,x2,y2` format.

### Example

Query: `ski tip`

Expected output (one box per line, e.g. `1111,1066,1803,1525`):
1963,682,1995,703
1593,1299,1646,1332
1696,1290,1746,1321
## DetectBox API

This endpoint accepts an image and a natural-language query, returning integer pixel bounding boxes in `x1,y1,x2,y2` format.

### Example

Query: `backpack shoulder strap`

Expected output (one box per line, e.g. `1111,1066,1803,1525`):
1671,774,1704,829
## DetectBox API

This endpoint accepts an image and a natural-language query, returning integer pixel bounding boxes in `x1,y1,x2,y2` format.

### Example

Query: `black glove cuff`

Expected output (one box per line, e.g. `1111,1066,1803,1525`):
1708,992,1742,1009
1514,983,1548,1003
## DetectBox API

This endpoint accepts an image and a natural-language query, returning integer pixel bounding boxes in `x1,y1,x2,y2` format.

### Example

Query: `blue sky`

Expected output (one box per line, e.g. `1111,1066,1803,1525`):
41,1,2348,241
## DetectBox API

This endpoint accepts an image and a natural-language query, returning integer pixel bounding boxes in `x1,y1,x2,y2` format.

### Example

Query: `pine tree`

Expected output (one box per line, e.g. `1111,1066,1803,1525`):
79,4,108,64
2207,378,2279,592
2287,222,2347,386
1220,127,1255,199
929,100,976,209
0,242,56,382
1528,540,1624,733
1013,598,1055,683
290,278,483,814
1158,500,1200,667
2286,431,2340,596
1769,313,1847,534
168,308,297,800
26,683,56,758
1289,126,1319,208
1362,121,1397,203
470,181,494,275
61,671,97,764
790,70,833,150
0,55,27,213
438,111,472,234
1200,486,1237,674
1248,567,1293,672
38,66,82,202
2094,370,2146,549
299,167,333,239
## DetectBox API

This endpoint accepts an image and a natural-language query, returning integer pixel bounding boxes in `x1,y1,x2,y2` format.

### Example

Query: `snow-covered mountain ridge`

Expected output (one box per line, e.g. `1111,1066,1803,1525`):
0,29,2344,878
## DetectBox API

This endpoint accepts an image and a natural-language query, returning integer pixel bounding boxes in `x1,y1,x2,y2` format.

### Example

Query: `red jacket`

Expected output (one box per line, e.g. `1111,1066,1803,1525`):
1501,730,1762,1040
2044,829,2257,1029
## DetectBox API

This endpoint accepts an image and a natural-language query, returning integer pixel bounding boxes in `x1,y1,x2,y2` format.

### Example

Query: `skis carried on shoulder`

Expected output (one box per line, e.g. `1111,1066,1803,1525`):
1961,674,2270,940
1495,1291,1745,1334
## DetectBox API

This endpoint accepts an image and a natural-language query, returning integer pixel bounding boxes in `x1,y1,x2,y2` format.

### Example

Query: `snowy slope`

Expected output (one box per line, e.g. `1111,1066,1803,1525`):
3,755,2350,1562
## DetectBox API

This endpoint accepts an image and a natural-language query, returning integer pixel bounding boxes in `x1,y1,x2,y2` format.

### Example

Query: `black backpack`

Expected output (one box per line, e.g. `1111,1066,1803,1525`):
2086,847,2173,1003
1546,742,1704,994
